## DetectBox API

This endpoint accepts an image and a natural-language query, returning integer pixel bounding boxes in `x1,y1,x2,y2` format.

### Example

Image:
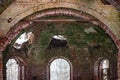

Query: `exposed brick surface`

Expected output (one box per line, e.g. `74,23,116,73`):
0,8,119,80
0,0,119,80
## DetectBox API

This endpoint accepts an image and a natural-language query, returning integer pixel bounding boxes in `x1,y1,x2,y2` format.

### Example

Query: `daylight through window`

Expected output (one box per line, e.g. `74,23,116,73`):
50,58,71,80
6,59,19,80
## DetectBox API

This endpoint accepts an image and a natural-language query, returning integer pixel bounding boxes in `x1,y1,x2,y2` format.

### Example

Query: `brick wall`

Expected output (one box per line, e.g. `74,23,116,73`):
0,0,120,80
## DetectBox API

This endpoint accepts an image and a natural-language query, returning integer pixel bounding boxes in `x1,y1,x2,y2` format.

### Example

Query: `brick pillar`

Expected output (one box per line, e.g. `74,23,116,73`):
118,50,120,80
0,52,3,80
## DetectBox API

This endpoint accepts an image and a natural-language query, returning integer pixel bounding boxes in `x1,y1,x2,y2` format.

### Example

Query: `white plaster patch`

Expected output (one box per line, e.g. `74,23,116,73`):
53,35,66,40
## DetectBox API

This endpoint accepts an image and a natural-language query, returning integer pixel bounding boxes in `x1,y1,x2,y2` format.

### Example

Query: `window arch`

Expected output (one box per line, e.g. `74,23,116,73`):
49,57,72,80
6,57,25,80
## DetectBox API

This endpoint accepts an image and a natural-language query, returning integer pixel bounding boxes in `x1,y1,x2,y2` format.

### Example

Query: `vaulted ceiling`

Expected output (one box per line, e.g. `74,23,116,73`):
0,0,119,52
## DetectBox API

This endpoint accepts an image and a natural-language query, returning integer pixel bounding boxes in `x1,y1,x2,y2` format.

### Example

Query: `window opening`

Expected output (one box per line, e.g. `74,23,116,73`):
6,59,19,80
100,59,110,80
50,58,70,80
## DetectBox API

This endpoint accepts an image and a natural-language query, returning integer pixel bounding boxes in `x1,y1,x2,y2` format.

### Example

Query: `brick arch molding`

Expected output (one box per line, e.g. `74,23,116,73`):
0,8,120,52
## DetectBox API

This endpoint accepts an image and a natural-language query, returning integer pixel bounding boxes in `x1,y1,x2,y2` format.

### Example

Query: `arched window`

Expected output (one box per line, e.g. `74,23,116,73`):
99,59,110,80
6,58,25,80
6,59,19,80
50,58,71,80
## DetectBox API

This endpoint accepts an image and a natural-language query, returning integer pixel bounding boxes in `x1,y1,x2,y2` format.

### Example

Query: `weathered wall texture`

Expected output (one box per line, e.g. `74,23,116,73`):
0,0,120,80
3,21,118,80
0,0,119,38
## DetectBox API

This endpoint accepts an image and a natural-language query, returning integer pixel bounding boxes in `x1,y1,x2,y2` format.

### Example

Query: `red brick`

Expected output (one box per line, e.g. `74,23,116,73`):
0,64,2,71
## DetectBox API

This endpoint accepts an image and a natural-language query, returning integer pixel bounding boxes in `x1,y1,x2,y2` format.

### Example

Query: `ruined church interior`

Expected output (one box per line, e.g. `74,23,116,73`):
0,0,120,80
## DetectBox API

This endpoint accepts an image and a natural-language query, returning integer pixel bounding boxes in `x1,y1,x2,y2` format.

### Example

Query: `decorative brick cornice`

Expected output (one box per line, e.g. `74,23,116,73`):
0,8,120,51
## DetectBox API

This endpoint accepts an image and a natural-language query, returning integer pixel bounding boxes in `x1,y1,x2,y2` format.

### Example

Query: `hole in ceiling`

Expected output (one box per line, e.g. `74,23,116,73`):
13,32,34,49
47,35,68,49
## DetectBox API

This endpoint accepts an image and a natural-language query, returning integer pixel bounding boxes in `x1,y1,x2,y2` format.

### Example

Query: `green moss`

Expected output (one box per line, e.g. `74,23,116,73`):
39,22,117,52
4,20,118,78
35,21,117,66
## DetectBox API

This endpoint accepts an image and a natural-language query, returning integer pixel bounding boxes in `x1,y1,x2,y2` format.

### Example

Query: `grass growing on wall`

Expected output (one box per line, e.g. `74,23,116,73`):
37,21,118,66
39,22,117,51
3,20,117,80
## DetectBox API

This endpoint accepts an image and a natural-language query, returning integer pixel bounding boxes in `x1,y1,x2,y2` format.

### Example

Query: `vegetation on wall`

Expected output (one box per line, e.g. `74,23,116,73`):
39,22,117,51
37,21,117,80
3,16,118,80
